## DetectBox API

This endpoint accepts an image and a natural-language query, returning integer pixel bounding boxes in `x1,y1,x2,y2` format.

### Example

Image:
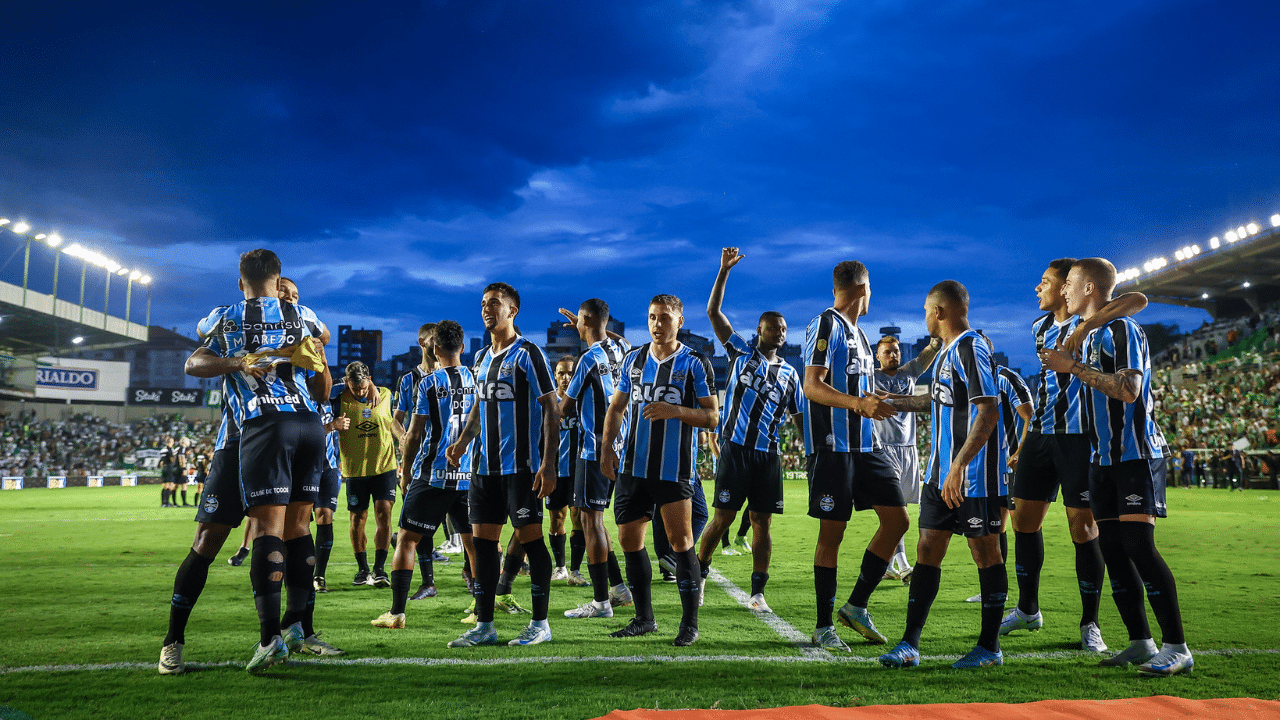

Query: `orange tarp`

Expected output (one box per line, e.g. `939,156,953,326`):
600,696,1280,720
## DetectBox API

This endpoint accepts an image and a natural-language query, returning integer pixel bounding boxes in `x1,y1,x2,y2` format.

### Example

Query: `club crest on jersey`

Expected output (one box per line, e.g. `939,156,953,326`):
631,384,682,404
816,339,828,352
202,495,218,513
671,371,686,383
477,380,517,401
819,494,834,512
718,490,731,503
500,360,517,376
362,408,372,419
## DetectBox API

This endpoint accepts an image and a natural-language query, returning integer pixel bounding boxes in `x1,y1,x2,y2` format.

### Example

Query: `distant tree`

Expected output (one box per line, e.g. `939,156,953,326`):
1142,322,1182,356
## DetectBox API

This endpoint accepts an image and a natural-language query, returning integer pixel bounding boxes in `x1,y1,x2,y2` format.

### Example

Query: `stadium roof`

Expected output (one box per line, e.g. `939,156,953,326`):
0,279,148,356
1117,222,1280,319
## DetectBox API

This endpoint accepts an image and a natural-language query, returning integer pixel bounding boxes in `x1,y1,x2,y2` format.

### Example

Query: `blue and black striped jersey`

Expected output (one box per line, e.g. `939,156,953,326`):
996,366,1032,470
1029,313,1085,435
617,343,715,483
719,333,801,454
395,366,430,429
410,366,476,491
558,411,580,478
924,330,1005,499
198,297,325,426
471,337,556,476
1081,318,1168,466
565,337,630,462
198,307,239,451
803,308,877,454
318,400,340,470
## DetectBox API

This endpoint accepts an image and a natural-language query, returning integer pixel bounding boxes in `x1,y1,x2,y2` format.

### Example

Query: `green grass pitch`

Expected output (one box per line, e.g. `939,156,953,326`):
1,482,1277,719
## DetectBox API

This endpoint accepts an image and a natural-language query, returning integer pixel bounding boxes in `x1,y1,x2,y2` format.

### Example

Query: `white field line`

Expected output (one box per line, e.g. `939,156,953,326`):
4,647,1278,675
705,567,829,660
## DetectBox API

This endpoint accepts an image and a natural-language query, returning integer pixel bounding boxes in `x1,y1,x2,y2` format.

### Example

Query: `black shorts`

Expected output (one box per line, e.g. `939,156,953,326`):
806,449,904,522
1012,432,1092,508
713,441,783,514
573,458,615,511
239,412,325,508
1089,458,1168,521
193,444,246,528
345,470,398,513
614,473,697,526
468,471,544,528
917,483,1004,538
400,483,471,537
317,467,341,512
545,473,574,511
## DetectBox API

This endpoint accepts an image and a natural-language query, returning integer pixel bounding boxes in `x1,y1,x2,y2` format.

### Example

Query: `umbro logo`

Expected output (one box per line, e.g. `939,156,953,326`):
355,421,378,433
968,517,983,528
516,507,531,518
1125,494,1143,503
1080,491,1091,501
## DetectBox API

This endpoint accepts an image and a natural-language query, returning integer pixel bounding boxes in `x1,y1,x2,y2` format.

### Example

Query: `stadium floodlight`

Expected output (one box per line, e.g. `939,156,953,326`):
72,336,84,344
1237,225,1247,237
1225,230,1238,242
12,221,30,234
45,233,62,247
1192,244,1201,255
1247,222,1259,235
0,218,9,226
129,270,142,281
104,260,120,273
116,267,129,276
1244,281,1252,288
1210,237,1220,249
1174,250,1185,261
34,234,46,240
140,275,152,285
1202,293,1210,299
1272,214,1280,228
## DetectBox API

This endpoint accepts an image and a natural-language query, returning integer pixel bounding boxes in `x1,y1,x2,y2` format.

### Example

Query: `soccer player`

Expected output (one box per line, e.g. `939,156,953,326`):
558,299,633,618
878,280,1007,670
1040,258,1192,676
373,320,479,629
335,361,405,588
600,294,719,646
444,282,561,648
183,249,333,673
547,355,578,582
696,247,802,614
872,334,942,582
1003,259,1147,651
159,436,179,507
802,261,904,651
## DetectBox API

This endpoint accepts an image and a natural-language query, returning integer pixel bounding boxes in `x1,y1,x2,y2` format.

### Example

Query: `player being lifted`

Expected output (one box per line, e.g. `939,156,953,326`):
697,248,802,614
373,320,479,629
1040,258,1192,676
445,282,561,648
600,294,718,646
1003,258,1147,651
558,300,633,619
878,280,1007,670
802,261,904,651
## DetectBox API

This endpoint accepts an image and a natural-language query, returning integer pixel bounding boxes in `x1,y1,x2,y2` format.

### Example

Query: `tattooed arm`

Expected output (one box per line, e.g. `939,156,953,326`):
1040,348,1142,403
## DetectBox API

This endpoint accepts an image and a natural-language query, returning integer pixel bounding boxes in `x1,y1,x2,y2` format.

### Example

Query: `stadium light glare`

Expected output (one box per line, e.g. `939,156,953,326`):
0,218,9,226
116,267,129,276
1202,293,1209,299
140,275,152,285
45,233,62,247
1209,237,1220,249
1247,222,1259,235
104,260,121,273
1237,225,1248,237
71,336,84,345
1272,214,1280,228
1244,281,1252,288
129,270,142,281
1192,244,1201,255
34,233,46,240
12,221,30,234
1174,250,1185,261
1225,230,1238,242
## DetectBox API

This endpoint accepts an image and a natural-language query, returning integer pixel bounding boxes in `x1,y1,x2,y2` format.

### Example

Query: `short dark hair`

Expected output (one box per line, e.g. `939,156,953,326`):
280,276,296,287
484,282,520,310
556,354,577,369
579,298,610,327
419,323,439,363
650,294,683,314
876,336,900,349
239,249,281,285
758,311,785,325
927,280,969,310
1073,258,1117,298
433,320,464,354
833,261,868,290
1048,258,1076,282
345,361,370,381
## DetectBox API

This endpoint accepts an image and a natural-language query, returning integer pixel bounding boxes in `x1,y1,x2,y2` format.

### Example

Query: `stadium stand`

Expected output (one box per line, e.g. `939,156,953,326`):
0,411,216,479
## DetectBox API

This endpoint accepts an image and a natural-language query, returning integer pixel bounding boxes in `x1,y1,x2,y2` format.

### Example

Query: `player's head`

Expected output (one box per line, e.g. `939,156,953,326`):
482,282,520,332
832,260,871,315
431,320,464,360
278,276,299,304
239,249,281,290
1036,258,1075,312
924,280,969,337
876,336,901,372
756,311,787,351
578,298,610,336
555,355,576,392
1063,257,1116,316
345,361,371,392
418,322,439,368
648,294,685,345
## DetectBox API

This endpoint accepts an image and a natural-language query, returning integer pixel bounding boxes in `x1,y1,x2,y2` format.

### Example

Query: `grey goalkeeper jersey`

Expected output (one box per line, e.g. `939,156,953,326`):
872,355,931,447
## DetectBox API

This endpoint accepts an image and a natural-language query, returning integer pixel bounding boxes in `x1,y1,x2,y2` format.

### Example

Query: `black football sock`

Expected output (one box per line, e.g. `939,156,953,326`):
250,536,285,646
751,572,769,597
314,523,334,579
624,549,654,622
355,551,369,573
721,527,731,548
902,563,941,648
374,548,388,575
606,550,625,587
180,489,188,505
675,548,700,629
1119,522,1186,645
522,538,553,622
1075,538,1105,627
1014,530,1044,615
569,529,586,573
160,488,168,506
999,531,1008,564
418,535,435,587
737,512,752,538
1098,523,1151,641
165,549,214,645
390,569,413,615
977,563,1008,653
814,565,837,629
550,533,566,568
847,549,890,608
472,538,500,624
280,536,315,632
496,546,524,596
587,562,610,603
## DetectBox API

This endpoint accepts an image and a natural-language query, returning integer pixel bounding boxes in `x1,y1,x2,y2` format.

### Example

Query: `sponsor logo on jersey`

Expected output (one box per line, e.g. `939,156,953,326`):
631,384,683,404
968,516,983,529
355,420,378,433
246,394,303,412
1125,494,1143,504
737,371,786,403
931,382,954,407
816,339,827,352
516,507,531,518
476,381,517,401
819,494,835,512
776,500,784,510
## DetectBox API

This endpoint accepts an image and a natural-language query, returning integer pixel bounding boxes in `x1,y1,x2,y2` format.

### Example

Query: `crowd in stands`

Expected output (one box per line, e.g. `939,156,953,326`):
0,411,217,478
